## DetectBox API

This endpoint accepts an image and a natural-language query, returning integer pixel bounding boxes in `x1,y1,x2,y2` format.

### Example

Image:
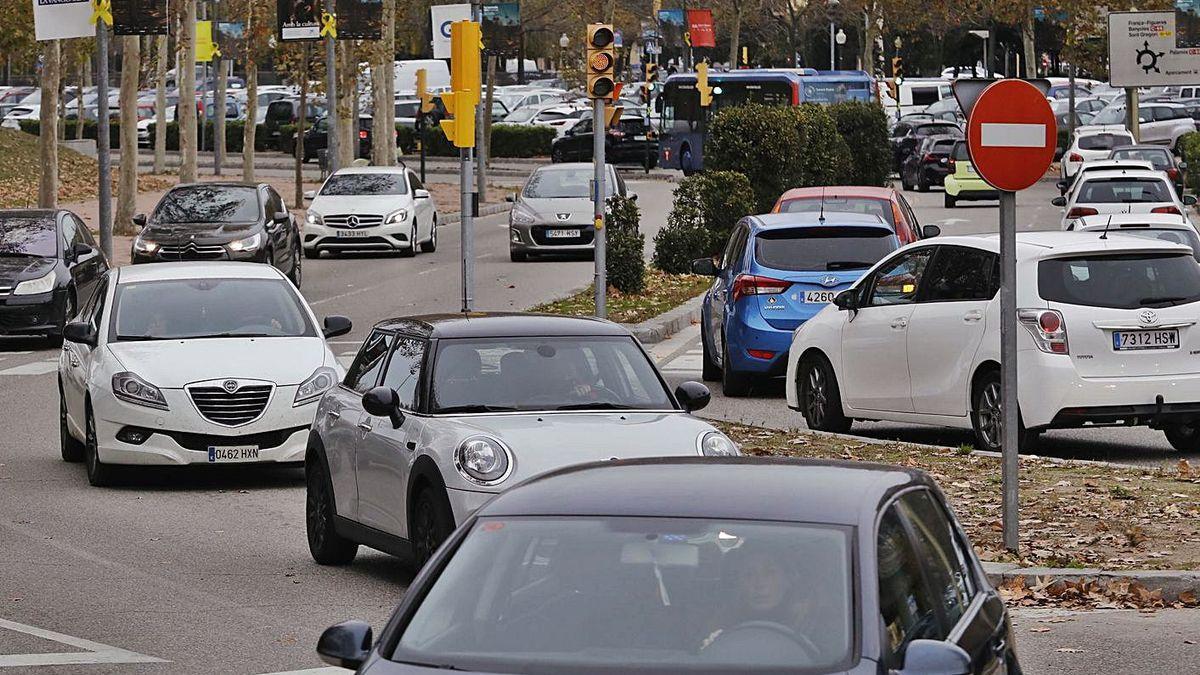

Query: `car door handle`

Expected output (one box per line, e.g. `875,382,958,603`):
963,310,983,322
326,410,340,420
890,317,908,329
356,421,373,432
406,441,417,451
68,352,80,368
992,638,1008,657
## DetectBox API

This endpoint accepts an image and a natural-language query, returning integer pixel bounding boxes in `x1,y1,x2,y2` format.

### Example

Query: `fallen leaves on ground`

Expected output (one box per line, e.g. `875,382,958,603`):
997,575,1198,610
532,268,711,325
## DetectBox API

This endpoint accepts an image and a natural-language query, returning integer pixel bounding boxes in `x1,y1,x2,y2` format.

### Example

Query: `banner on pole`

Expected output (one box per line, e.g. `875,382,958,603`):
113,0,169,36
686,9,715,48
482,2,520,54
32,0,94,41
336,0,382,40
431,3,471,59
657,9,685,49
196,20,220,61
278,0,321,41
216,22,246,58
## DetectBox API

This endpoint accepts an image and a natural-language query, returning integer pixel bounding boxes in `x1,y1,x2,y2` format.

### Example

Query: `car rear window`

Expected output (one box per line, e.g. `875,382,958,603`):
1110,148,1171,170
951,142,970,161
754,226,900,272
1108,228,1200,262
1038,253,1200,309
1077,178,1172,204
779,197,896,226
915,124,962,137
1079,133,1133,150
931,139,956,154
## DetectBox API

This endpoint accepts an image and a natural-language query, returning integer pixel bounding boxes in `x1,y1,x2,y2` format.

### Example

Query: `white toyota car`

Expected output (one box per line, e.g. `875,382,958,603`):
57,262,352,486
303,166,438,258
786,232,1200,453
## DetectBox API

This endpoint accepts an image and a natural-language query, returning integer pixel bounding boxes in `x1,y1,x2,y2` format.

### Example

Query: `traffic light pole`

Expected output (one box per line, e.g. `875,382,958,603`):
593,97,606,319
324,0,340,174
461,144,474,313
97,18,112,260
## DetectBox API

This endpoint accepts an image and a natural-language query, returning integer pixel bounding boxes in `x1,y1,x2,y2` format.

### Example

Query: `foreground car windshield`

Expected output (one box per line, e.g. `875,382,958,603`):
112,278,315,341
153,185,260,224
524,168,614,199
755,226,899,271
1077,178,1171,203
1039,253,1200,309
781,197,896,225
320,173,408,196
0,216,57,257
431,336,673,412
393,517,854,673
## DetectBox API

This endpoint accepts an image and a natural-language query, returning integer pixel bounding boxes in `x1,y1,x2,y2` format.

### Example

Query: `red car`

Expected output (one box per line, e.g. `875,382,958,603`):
771,186,925,244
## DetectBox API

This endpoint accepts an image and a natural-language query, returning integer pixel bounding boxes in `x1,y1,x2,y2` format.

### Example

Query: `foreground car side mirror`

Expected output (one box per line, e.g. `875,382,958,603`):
414,188,431,199
1056,179,1069,194
505,193,515,202
675,381,711,413
833,290,859,312
273,210,290,223
922,224,941,238
690,257,719,276
362,386,405,428
132,213,147,228
1185,195,1198,206
316,620,373,670
62,321,97,346
322,315,352,339
303,190,316,201
1051,196,1067,207
896,639,971,675
71,242,94,260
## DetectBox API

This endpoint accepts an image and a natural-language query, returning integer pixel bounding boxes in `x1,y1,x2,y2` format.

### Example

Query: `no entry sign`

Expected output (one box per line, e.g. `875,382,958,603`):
965,80,1057,192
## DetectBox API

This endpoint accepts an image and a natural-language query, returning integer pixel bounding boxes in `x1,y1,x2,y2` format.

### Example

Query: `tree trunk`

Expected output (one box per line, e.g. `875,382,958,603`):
383,0,395,164
728,3,742,68
215,57,227,173
370,32,390,165
178,0,198,183
116,36,140,234
37,40,60,209
335,41,353,167
154,35,167,173
76,59,87,140
295,51,308,208
483,54,496,168
243,61,257,182
1022,15,1037,77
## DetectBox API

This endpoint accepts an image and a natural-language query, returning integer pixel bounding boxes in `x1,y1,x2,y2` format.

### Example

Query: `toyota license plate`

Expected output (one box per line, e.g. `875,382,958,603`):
547,229,580,239
1113,329,1179,351
207,445,260,463
336,230,370,238
803,291,837,303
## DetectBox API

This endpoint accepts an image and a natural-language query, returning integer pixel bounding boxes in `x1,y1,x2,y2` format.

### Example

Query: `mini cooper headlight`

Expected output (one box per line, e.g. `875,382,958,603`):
12,271,55,296
454,435,513,485
112,371,169,410
294,366,338,406
697,431,739,457
227,231,264,252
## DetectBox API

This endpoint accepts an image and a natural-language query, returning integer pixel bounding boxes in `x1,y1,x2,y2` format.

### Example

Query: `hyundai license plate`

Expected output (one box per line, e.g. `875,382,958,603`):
336,230,370,238
547,229,580,239
803,291,837,303
208,445,260,463
1113,329,1179,351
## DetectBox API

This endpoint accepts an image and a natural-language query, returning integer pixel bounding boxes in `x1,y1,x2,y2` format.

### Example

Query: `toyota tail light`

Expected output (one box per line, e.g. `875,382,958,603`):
1018,308,1068,354
1152,205,1182,215
1066,206,1099,219
731,274,792,302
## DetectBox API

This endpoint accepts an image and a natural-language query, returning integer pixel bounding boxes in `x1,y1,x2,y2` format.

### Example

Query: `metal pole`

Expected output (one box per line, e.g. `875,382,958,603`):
461,145,474,312
97,21,112,260
829,22,835,70
471,1,483,217
593,97,607,319
999,189,1019,553
418,114,426,183
1126,87,1140,143
213,0,222,175
324,0,340,174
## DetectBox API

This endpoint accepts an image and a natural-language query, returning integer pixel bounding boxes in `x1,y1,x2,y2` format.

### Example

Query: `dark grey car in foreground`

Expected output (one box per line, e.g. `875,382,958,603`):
316,457,1021,674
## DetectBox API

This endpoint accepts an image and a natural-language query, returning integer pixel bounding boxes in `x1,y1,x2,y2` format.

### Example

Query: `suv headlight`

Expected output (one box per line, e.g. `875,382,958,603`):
132,235,159,255
294,366,338,406
697,431,739,457
454,436,513,485
12,271,55,296
305,211,324,226
227,231,264,252
384,209,409,224
511,205,537,225
112,372,169,410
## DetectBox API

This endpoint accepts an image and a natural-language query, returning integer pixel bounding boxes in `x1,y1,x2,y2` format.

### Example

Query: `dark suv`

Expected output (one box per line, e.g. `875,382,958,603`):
551,115,657,168
901,135,958,192
890,121,963,171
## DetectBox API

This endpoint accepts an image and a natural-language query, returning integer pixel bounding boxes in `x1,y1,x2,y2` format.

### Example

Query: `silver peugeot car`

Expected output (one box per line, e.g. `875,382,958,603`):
507,162,628,262
304,312,738,568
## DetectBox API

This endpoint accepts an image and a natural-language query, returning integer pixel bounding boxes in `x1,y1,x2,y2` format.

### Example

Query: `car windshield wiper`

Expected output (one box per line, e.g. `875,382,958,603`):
436,404,519,414
826,261,874,270
555,402,639,411
189,332,275,339
115,334,163,341
0,251,41,258
1139,296,1190,307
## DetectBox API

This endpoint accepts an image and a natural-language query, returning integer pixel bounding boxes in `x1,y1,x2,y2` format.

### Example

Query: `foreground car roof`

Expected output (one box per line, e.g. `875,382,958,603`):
480,456,929,525
372,312,631,338
777,186,898,200
750,212,888,229
934,231,1193,257
115,261,285,283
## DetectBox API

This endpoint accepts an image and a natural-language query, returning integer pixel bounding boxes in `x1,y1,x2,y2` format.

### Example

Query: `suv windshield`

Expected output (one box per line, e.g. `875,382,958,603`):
755,226,899,271
524,167,613,199
1039,253,1200,309
320,173,408,196
1089,107,1126,125
0,215,58,258
153,185,260,224
1077,178,1171,203
430,336,672,412
112,278,315,341
392,517,854,673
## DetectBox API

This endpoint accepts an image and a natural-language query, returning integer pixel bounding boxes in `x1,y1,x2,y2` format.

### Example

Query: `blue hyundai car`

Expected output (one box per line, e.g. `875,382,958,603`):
692,212,904,396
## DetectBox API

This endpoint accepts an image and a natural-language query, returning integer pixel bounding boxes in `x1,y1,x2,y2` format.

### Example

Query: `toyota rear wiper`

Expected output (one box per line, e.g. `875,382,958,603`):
826,261,873,270
1139,296,1189,307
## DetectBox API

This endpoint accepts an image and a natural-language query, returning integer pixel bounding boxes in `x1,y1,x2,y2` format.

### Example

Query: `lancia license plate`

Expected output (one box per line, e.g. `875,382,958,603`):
1113,329,1179,351
547,229,580,239
803,291,838,303
634,134,647,140
207,445,260,463
336,230,370,238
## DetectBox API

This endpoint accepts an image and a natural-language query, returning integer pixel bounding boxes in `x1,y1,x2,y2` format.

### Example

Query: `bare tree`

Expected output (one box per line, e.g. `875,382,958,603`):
335,41,356,167
37,40,60,209
370,1,393,166
154,35,167,173
178,0,198,183
116,36,141,233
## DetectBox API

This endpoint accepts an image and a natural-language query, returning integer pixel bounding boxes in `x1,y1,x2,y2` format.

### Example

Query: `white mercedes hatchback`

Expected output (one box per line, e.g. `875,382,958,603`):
302,166,438,258
57,262,352,486
785,232,1200,453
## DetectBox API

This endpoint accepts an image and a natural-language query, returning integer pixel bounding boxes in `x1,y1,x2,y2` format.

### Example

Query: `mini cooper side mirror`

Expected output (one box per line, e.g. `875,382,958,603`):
132,213,147,228
674,381,711,413
922,224,941,238
71,242,94,260
690,257,719,276
1051,196,1067,207
316,620,373,670
62,321,97,346
896,639,971,675
833,290,859,312
322,315,352,339
363,386,405,429
1055,179,1069,194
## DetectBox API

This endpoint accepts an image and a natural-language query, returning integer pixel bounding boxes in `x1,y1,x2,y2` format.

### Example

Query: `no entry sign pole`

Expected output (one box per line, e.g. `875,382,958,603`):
955,78,1056,553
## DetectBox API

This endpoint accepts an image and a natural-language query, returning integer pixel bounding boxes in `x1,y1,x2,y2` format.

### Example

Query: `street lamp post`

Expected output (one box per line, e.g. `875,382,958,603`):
826,0,841,71
835,29,846,70
559,33,570,72
970,29,990,77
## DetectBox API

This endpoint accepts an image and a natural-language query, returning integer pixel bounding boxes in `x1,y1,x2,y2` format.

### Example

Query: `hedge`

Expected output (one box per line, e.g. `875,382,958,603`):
146,121,273,153
396,123,556,158
18,120,122,147
605,194,645,294
1180,132,1200,195
827,102,891,187
652,171,756,274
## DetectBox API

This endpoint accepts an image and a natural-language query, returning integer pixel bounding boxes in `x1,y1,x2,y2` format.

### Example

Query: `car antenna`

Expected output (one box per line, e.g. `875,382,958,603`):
819,187,826,223
1100,214,1112,240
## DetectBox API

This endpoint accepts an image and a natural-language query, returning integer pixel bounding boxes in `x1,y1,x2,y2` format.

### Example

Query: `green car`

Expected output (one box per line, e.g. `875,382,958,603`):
943,141,999,208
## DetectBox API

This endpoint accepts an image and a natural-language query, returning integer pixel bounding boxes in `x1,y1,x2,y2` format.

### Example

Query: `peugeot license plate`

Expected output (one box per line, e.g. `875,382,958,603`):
547,229,580,239
336,230,370,238
803,291,837,303
207,445,260,463
1113,329,1179,351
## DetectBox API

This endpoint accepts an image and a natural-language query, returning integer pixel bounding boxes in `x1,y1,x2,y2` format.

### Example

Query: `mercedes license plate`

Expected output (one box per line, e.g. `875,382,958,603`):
547,229,580,239
1113,329,1179,351
207,445,260,463
803,291,837,303
336,230,370,238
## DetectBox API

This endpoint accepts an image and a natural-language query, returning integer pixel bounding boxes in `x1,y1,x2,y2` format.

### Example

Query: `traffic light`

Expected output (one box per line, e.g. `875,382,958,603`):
641,62,657,104
440,21,481,148
892,55,904,82
416,68,435,115
586,23,616,100
606,105,624,129
696,62,713,107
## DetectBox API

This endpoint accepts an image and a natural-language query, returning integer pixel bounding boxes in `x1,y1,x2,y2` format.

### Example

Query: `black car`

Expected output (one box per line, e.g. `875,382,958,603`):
130,182,303,287
316,457,1020,675
263,97,327,150
901,135,958,192
0,209,108,340
302,114,376,163
890,121,963,171
1108,144,1188,197
551,115,657,168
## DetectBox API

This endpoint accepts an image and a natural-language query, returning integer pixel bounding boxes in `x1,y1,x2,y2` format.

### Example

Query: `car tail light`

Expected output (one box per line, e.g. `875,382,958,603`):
922,152,936,163
1066,206,1099,219
1068,152,1083,162
1018,308,1068,354
731,274,792,302
1152,205,1182,215
746,349,776,360
1168,167,1180,180
947,158,956,171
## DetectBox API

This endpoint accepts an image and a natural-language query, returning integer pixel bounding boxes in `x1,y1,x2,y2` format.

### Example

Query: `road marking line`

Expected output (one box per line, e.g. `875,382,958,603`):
256,668,350,674
0,618,167,667
0,360,57,376
980,123,1046,148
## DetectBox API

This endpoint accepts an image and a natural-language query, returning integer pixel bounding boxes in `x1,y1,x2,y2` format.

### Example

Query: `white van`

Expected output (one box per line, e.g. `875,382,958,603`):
896,78,953,117
394,59,451,96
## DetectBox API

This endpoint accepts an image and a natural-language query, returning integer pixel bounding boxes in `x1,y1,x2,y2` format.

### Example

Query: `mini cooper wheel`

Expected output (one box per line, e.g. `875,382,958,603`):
944,192,956,208
1163,421,1200,452
306,459,358,565
420,219,438,253
84,405,118,487
551,146,566,163
700,323,720,382
971,371,1035,453
916,173,930,192
799,356,852,433
411,485,454,569
59,387,84,463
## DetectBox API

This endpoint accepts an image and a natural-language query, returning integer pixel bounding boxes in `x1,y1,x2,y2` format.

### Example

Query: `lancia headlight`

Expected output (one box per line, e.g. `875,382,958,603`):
227,231,264,252
294,366,338,406
305,211,324,226
510,205,537,225
697,431,739,457
454,435,513,485
132,235,160,255
112,372,169,410
384,209,408,224
12,271,55,296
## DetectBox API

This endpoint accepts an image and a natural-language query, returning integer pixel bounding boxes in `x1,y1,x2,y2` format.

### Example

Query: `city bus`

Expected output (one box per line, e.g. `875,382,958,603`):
656,69,875,173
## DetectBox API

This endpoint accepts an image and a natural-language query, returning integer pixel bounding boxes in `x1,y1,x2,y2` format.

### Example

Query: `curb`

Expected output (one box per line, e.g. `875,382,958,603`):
440,203,510,226
982,562,1200,602
624,293,704,345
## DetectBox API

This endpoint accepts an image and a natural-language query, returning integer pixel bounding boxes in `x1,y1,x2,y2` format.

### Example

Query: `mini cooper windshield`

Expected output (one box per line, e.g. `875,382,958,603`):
112,278,315,341
392,516,854,673
431,336,674,413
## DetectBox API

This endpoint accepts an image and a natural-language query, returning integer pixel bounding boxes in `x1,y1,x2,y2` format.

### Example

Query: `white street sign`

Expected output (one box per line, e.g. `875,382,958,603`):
431,3,471,59
32,0,95,41
1109,10,1200,87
